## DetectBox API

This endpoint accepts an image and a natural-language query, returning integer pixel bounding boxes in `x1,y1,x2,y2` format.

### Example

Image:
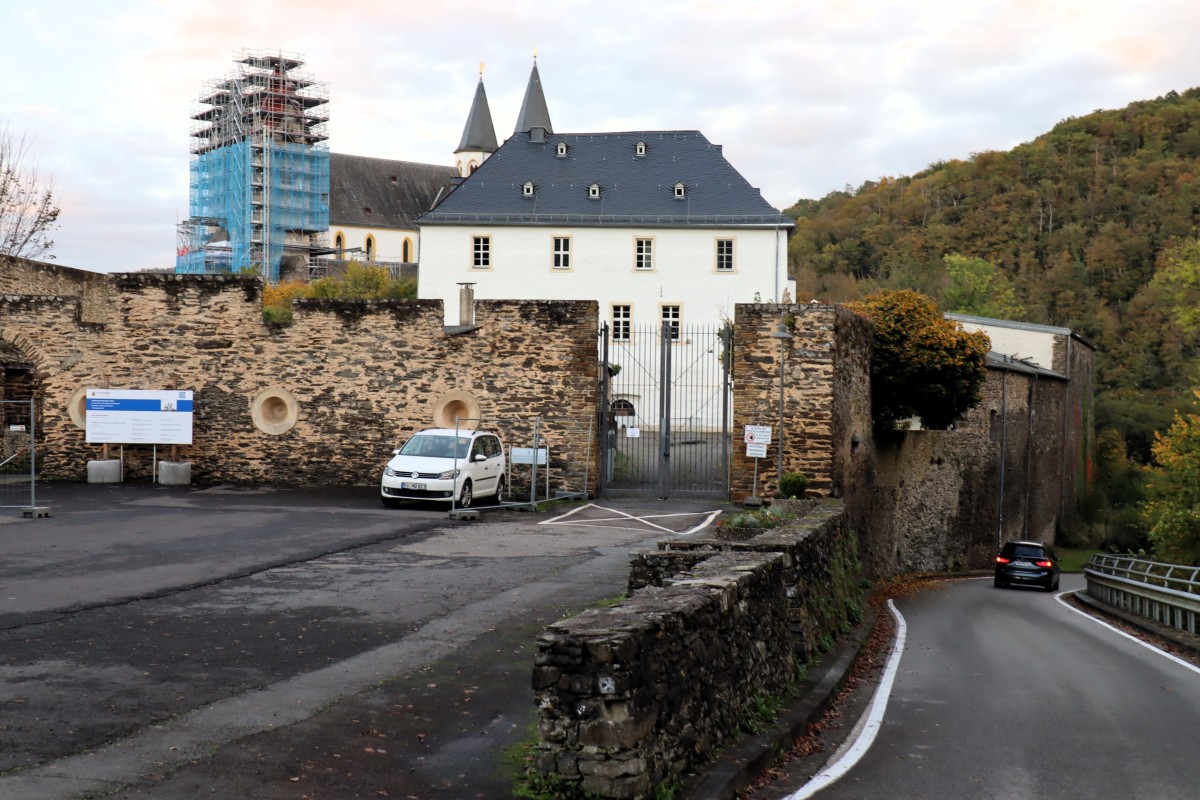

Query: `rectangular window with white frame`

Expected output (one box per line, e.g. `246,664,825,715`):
612,304,631,342
715,238,735,272
634,237,654,271
553,236,572,270
472,235,491,269
661,304,681,340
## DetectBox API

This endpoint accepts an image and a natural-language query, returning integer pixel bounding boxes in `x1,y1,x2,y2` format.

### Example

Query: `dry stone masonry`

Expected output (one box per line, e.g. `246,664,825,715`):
532,499,861,799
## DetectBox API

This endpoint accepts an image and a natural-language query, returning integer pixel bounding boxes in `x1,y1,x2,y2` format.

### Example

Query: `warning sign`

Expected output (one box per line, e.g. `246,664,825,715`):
744,425,772,444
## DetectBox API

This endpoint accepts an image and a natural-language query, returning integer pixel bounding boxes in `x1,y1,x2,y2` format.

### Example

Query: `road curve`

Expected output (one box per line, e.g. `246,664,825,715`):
809,575,1200,800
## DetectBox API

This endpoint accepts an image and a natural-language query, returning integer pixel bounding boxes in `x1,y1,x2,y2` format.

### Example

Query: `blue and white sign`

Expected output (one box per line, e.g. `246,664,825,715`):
86,389,194,445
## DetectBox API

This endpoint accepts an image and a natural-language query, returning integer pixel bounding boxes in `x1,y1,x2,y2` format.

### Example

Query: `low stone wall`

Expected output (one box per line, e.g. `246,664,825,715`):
632,499,858,661
532,499,860,799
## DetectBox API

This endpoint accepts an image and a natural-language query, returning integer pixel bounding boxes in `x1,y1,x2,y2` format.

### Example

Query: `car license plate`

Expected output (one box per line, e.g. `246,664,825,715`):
1013,560,1033,567
401,482,425,490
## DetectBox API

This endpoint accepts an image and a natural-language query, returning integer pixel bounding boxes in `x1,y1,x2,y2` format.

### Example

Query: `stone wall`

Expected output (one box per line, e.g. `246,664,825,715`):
730,304,872,500
0,268,599,488
533,500,859,799
0,255,113,325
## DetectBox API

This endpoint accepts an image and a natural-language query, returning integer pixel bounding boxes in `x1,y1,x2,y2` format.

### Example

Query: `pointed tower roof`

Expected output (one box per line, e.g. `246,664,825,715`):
513,59,553,135
456,74,498,154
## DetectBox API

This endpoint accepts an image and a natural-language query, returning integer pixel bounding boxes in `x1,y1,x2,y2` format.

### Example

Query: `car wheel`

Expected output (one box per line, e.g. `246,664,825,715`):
493,475,506,505
458,479,473,508
381,496,400,509
994,576,1006,589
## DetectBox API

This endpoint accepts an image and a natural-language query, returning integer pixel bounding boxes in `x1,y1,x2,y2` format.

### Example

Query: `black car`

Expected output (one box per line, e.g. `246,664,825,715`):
994,540,1060,591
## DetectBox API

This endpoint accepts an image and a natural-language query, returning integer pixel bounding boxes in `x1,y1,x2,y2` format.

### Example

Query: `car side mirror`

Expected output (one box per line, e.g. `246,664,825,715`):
393,449,403,456
473,453,487,462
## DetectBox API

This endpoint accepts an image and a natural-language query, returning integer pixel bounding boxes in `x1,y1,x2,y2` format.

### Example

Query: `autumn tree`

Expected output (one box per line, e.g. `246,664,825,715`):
1144,391,1200,565
0,125,60,260
849,289,991,429
939,253,1024,320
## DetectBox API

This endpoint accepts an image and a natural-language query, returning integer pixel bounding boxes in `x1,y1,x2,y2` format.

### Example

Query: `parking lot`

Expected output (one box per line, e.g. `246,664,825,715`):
0,481,721,799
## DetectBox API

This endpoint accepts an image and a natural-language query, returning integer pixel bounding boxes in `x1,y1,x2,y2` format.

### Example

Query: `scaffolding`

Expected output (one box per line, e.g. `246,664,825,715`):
176,49,330,283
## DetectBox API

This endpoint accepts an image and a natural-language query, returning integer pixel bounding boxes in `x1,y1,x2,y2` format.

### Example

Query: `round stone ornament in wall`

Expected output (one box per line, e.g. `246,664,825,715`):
432,390,481,430
67,387,88,430
250,386,299,435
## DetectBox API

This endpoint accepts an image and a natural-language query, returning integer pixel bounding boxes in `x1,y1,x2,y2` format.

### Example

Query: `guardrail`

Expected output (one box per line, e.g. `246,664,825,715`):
1084,554,1200,637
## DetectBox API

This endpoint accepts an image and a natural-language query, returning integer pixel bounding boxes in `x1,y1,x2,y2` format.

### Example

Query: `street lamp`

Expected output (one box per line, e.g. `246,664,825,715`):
770,313,794,491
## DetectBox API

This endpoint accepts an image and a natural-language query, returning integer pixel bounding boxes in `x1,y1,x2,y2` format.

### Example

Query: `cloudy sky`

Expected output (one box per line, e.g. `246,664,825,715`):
4,0,1200,273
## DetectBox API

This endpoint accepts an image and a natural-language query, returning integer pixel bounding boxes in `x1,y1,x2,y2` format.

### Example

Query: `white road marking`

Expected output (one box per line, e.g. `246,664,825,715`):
1055,590,1200,676
785,599,908,800
539,503,720,535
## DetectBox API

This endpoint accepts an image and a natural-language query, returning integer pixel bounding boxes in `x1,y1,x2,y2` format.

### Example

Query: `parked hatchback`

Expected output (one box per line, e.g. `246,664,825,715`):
380,428,506,508
994,540,1060,591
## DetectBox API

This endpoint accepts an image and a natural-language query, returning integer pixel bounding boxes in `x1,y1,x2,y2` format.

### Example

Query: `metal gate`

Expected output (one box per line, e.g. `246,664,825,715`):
0,399,37,510
599,322,731,499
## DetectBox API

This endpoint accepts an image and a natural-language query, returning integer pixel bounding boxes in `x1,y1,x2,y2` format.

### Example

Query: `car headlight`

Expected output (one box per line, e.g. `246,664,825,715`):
384,466,397,477
436,468,460,480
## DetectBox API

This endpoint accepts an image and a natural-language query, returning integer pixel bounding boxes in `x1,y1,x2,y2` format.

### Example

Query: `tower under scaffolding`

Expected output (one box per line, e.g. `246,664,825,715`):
176,49,330,283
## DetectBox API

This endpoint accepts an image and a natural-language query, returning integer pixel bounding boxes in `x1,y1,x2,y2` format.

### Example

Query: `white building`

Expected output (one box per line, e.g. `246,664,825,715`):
418,61,795,333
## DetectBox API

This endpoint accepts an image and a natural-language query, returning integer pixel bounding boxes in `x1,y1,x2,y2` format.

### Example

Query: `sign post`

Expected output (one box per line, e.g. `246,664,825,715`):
743,425,772,507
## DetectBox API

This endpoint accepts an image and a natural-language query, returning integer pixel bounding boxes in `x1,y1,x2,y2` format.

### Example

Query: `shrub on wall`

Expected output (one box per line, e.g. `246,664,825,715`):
848,289,990,430
263,262,417,323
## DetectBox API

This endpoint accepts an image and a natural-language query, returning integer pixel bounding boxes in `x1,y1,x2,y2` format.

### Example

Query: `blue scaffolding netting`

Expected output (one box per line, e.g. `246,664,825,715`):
176,139,329,283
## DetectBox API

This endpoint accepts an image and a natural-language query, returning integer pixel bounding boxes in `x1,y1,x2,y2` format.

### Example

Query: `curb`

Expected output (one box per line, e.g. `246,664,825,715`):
679,608,880,799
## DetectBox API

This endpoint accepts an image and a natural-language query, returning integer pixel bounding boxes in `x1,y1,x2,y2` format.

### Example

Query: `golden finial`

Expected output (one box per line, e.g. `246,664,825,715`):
533,47,538,60
479,62,485,77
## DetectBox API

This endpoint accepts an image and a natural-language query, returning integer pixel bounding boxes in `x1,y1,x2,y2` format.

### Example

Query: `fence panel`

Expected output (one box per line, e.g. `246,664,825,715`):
0,399,36,510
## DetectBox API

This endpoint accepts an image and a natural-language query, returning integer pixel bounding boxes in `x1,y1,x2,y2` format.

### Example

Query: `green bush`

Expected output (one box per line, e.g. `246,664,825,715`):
778,472,809,499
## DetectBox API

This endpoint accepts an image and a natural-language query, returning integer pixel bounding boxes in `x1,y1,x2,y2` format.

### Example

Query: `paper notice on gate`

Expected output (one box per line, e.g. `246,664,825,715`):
626,427,641,438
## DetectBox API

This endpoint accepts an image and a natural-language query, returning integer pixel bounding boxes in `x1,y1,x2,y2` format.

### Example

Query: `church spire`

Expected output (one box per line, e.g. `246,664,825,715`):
455,65,498,177
513,56,553,135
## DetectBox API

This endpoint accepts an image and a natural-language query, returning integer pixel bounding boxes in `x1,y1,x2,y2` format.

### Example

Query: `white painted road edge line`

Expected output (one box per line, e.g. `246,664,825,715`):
1055,590,1200,676
784,598,908,800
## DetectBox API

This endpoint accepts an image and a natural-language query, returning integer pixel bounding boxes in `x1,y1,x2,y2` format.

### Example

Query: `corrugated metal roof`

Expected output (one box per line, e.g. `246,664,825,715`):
329,154,457,229
986,352,1066,379
420,130,793,227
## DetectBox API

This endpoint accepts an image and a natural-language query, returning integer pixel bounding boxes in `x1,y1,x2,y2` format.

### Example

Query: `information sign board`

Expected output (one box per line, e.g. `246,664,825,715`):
86,389,194,445
746,443,768,458
511,447,548,465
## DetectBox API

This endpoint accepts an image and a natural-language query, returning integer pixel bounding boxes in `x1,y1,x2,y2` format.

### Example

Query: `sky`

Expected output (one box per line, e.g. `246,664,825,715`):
4,0,1200,274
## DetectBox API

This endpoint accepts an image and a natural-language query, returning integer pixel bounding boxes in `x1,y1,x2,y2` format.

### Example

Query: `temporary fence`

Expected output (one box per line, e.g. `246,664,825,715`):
449,416,595,513
0,399,37,511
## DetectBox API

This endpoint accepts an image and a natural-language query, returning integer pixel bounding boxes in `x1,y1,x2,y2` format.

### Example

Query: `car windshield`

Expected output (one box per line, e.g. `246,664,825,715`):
1004,544,1046,559
399,435,471,459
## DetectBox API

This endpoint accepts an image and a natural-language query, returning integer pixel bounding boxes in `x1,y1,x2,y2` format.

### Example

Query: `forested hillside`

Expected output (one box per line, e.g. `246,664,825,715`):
786,89,1200,474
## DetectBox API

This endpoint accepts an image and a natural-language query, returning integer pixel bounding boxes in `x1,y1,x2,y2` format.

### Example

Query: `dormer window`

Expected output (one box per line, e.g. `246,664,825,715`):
636,141,647,156
556,142,568,157
673,183,686,200
588,183,601,200
523,181,535,197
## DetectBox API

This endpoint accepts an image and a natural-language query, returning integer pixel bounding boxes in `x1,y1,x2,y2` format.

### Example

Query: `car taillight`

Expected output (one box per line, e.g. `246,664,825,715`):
1035,560,1053,568
995,556,1011,564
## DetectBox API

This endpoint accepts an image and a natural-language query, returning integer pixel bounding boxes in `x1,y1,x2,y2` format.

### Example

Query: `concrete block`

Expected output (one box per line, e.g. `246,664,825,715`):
87,459,122,484
158,461,192,486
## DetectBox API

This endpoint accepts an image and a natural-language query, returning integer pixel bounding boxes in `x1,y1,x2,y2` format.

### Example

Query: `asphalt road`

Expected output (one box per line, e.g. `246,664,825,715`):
0,483,721,799
801,575,1200,800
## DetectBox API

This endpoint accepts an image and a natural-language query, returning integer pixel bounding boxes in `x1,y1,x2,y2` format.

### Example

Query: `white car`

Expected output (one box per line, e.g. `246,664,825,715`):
380,428,506,508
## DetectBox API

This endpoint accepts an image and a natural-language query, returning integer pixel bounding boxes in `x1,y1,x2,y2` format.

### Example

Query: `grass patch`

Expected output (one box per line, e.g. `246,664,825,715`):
1057,547,1102,573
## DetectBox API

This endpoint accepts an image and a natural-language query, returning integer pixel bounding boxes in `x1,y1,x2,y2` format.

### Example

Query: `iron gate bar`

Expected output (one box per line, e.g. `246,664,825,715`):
599,323,731,500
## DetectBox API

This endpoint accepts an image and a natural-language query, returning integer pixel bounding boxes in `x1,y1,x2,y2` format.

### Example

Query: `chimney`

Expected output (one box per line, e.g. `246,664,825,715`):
458,282,476,326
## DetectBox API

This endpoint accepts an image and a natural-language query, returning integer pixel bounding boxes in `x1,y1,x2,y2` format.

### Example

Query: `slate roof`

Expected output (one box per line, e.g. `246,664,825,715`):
513,61,553,134
457,78,498,153
419,130,793,228
330,153,457,229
